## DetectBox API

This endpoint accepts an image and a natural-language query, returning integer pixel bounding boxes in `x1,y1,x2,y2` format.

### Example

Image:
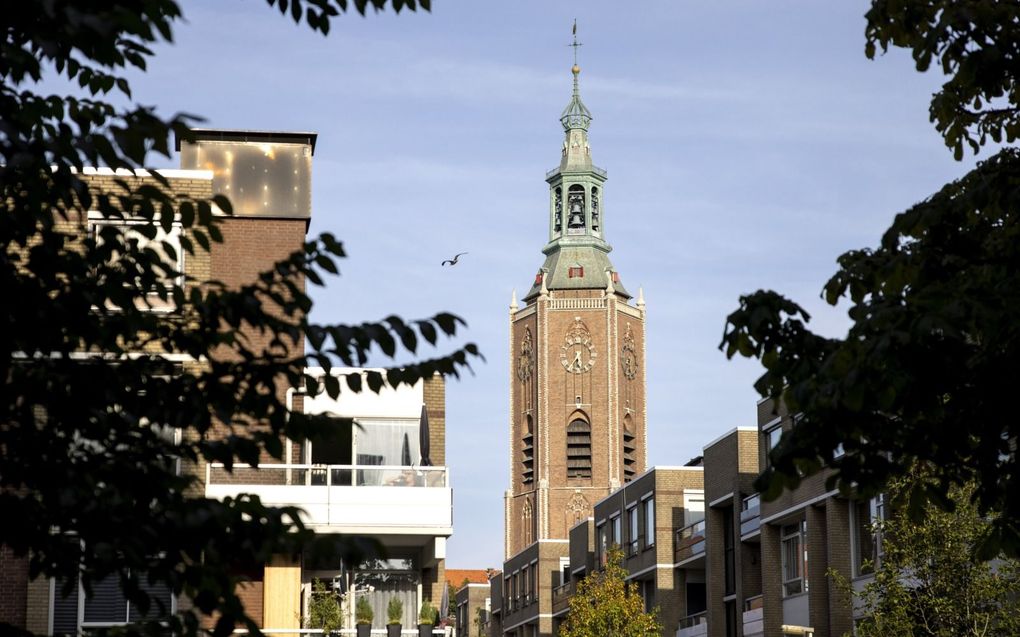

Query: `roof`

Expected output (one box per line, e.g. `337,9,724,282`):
175,128,318,154
446,569,492,590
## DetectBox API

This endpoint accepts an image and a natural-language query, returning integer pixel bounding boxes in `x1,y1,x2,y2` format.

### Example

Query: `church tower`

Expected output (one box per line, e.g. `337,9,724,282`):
505,52,647,558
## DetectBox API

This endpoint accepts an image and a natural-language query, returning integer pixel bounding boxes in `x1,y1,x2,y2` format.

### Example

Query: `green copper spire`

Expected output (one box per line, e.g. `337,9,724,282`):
561,24,592,132
524,24,629,303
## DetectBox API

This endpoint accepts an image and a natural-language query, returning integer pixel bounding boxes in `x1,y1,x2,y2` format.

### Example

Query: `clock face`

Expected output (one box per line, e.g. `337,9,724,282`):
561,335,596,373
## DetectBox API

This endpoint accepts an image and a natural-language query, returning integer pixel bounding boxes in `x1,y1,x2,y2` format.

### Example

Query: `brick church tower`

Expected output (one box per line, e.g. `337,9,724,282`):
505,57,647,558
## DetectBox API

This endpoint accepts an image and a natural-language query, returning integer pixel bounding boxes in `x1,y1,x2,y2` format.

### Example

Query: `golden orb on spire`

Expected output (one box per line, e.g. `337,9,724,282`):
572,64,580,75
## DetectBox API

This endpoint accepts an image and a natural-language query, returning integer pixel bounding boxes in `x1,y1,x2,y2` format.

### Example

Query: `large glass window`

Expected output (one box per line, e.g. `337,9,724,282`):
611,515,622,550
781,520,808,596
354,555,419,628
644,498,655,548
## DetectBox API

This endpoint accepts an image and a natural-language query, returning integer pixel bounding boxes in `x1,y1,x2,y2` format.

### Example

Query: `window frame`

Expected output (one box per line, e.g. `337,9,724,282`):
627,504,639,556
780,520,807,597
643,496,655,549
88,216,186,313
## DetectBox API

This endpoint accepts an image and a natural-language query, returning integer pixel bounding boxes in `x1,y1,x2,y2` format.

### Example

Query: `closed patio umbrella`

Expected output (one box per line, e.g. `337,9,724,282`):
418,403,432,466
401,432,412,466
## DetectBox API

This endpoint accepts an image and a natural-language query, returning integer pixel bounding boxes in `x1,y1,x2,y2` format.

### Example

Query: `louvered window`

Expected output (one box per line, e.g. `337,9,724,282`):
566,419,592,479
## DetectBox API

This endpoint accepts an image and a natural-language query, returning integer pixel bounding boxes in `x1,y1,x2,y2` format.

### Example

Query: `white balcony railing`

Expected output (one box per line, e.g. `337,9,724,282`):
205,463,452,532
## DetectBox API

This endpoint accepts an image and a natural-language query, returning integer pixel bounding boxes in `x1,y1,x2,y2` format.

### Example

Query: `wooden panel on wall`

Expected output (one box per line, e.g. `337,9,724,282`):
263,554,301,629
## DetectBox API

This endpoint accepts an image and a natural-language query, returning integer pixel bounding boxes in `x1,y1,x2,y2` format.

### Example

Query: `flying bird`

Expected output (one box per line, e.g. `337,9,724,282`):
441,252,468,267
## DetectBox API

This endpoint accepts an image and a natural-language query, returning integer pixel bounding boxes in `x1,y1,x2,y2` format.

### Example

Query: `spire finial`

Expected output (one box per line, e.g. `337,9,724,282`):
560,20,592,132
569,20,583,75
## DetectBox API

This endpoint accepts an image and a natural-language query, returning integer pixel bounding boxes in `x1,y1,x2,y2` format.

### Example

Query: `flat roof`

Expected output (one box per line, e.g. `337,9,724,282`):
175,128,318,154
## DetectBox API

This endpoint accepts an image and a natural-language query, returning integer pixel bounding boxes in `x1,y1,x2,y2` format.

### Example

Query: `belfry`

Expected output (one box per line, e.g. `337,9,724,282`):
505,37,648,560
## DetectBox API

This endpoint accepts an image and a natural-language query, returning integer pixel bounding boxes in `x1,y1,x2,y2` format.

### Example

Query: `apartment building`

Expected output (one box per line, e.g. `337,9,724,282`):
1,129,453,637
702,428,762,637
454,580,491,637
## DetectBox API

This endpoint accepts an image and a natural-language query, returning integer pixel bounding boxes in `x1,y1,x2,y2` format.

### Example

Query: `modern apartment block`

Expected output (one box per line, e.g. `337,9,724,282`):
454,579,491,637
206,369,452,632
1,129,453,637
702,428,762,637
591,467,705,636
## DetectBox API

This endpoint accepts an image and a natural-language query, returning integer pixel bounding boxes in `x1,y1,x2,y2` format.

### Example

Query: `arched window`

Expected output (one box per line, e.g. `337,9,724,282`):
591,186,600,232
567,417,592,479
566,185,586,232
553,187,563,233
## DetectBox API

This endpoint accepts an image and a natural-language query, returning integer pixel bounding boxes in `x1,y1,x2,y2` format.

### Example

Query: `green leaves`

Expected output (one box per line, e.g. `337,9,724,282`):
724,1,1020,558
559,546,662,637
1,3,473,637
833,477,1020,637
865,0,1020,159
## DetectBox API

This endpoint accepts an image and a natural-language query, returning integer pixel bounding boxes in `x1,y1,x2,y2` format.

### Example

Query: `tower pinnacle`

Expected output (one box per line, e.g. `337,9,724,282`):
561,21,591,133
524,28,629,303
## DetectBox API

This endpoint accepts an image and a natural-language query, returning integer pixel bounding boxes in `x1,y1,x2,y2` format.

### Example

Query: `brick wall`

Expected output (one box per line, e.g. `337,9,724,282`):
760,524,782,636
508,289,647,556
0,546,28,628
825,501,852,636
423,374,446,466
806,505,829,636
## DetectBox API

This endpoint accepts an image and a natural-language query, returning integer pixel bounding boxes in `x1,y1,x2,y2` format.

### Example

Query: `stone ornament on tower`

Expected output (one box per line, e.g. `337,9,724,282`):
622,323,638,380
517,328,534,381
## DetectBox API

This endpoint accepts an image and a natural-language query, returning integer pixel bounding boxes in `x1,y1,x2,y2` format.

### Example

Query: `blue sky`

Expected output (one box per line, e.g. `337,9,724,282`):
118,1,976,569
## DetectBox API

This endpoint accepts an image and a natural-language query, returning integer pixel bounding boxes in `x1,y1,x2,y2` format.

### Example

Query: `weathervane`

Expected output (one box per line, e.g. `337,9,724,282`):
568,19,583,68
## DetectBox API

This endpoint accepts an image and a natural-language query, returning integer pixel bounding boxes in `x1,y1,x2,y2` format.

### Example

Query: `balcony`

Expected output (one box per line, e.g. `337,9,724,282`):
740,494,761,538
742,595,764,637
676,611,708,637
205,463,452,534
552,580,576,614
674,520,706,564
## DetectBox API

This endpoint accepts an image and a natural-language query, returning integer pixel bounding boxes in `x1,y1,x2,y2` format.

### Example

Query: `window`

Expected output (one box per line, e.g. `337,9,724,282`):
596,522,607,565
723,509,735,596
529,562,537,605
781,521,808,596
90,219,184,311
852,494,885,576
521,565,529,605
644,498,655,548
765,424,783,468
566,184,586,231
568,265,584,278
566,418,592,479
53,573,174,634
627,506,639,556
611,515,622,549
512,571,520,610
